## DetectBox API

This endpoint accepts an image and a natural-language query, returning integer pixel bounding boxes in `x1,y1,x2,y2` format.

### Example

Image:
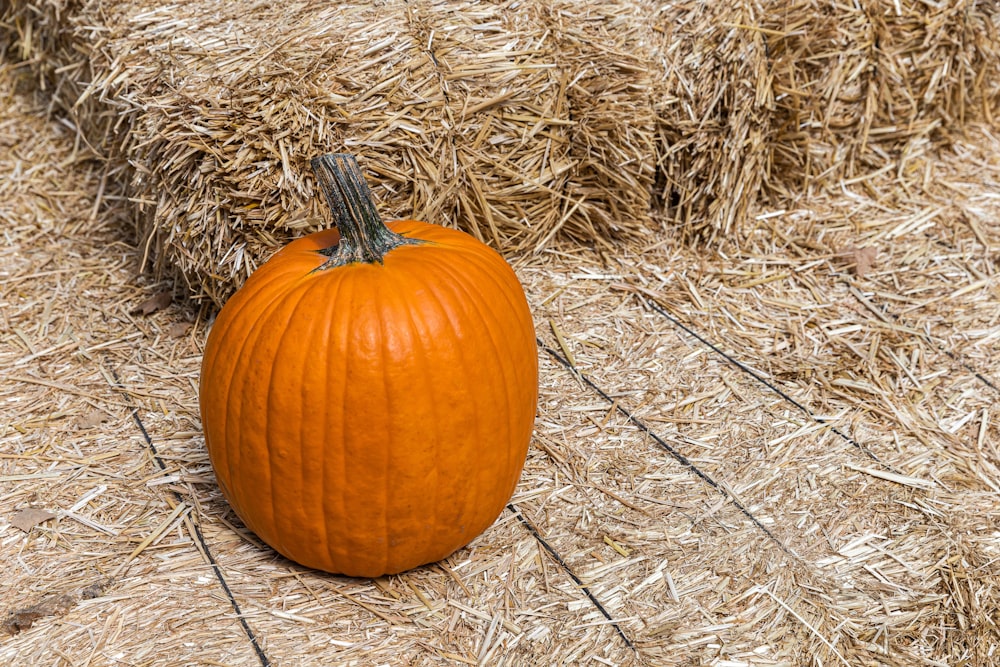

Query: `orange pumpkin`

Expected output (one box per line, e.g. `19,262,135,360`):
199,154,538,577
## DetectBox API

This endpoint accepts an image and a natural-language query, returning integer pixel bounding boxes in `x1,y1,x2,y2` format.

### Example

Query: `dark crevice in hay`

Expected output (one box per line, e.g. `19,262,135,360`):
650,1,774,246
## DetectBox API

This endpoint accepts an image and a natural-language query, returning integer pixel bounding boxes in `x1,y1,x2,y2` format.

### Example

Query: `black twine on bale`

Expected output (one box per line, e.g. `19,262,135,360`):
629,292,900,474
837,234,999,398
506,503,637,653
538,338,795,557
109,367,272,667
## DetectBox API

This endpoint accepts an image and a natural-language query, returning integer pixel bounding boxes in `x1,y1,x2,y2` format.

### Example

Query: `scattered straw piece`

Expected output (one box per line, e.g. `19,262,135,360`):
844,463,937,490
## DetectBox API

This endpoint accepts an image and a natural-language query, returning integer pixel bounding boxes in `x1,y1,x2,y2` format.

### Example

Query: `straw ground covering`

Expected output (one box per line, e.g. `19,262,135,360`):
2,0,998,304
4,40,1000,665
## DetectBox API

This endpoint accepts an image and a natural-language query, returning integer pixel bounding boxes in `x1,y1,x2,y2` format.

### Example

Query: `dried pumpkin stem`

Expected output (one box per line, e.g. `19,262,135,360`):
310,153,420,267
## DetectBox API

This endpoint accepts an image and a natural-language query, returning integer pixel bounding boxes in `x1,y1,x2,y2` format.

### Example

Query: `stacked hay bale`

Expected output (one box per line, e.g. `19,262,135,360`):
648,0,1000,238
763,0,1000,192
2,0,997,301
2,0,659,304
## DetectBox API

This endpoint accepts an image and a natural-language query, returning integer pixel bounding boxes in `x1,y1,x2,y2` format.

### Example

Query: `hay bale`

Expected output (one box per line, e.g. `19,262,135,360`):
2,0,659,305
764,0,1000,189
2,0,997,297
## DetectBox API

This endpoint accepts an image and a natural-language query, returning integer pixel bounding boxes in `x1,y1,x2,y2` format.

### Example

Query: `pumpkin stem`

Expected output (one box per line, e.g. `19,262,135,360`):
310,153,420,267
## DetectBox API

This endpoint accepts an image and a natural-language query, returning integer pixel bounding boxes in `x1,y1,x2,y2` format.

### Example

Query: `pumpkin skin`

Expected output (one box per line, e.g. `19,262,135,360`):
199,216,538,577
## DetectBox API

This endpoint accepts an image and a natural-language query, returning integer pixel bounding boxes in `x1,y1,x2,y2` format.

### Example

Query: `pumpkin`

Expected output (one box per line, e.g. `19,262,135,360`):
199,154,538,577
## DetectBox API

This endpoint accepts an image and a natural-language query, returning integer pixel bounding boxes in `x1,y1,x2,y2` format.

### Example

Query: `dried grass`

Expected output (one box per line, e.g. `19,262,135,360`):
649,1,774,244
763,0,1000,195
3,0,998,302
1,0,660,305
4,43,1000,665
